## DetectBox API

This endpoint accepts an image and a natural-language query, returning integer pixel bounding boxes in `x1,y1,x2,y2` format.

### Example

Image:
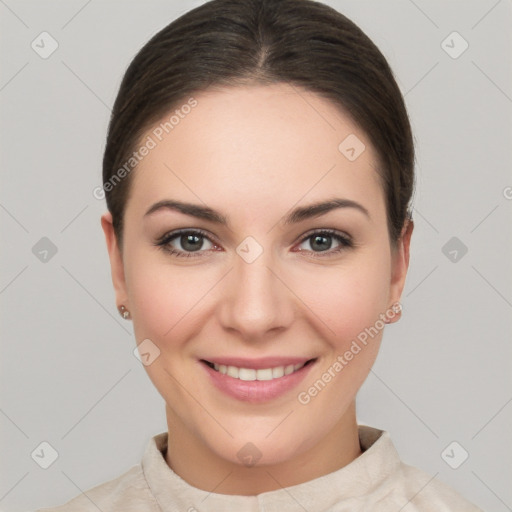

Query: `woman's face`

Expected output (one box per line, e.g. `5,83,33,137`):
102,83,412,468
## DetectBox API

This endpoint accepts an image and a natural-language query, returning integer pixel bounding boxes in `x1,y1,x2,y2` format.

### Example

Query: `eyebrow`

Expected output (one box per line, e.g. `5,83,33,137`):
144,198,371,225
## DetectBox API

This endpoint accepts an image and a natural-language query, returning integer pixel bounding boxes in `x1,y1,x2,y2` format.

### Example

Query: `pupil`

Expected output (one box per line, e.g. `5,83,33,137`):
312,235,331,251
182,234,202,252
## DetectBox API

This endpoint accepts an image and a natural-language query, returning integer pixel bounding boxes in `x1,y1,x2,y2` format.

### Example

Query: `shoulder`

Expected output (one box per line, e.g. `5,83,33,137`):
387,460,483,511
34,464,159,512
357,426,482,511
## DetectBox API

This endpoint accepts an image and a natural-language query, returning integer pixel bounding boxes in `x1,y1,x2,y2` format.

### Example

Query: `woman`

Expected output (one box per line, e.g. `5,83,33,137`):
38,0,482,509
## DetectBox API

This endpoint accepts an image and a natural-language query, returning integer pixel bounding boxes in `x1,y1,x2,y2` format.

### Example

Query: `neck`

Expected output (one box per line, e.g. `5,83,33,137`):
164,402,362,495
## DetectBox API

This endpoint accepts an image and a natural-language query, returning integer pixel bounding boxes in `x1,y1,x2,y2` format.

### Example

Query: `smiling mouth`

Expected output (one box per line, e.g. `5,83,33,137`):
200,358,317,381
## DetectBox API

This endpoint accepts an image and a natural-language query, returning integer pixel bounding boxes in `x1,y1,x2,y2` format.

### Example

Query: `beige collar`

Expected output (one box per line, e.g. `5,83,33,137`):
142,425,400,512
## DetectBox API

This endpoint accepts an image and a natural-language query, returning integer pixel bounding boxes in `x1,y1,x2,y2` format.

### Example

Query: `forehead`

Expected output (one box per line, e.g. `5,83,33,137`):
127,83,384,221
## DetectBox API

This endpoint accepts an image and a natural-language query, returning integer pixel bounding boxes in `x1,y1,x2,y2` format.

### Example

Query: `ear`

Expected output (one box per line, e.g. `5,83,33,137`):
101,212,129,310
387,219,414,324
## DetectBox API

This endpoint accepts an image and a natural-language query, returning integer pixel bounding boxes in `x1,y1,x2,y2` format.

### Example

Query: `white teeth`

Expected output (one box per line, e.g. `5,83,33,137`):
256,368,273,381
239,368,257,381
272,366,284,378
284,364,295,375
211,361,308,381
226,365,238,378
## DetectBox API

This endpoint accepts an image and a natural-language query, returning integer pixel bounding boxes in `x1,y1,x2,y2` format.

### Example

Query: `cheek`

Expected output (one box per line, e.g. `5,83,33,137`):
125,249,216,345
293,256,391,346
125,252,214,401
292,261,390,422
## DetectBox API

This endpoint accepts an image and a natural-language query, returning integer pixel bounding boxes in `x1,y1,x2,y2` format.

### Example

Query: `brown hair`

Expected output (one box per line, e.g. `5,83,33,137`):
102,0,415,249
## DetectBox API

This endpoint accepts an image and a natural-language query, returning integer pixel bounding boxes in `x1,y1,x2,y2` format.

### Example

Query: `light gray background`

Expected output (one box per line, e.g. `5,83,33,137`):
1,1,511,510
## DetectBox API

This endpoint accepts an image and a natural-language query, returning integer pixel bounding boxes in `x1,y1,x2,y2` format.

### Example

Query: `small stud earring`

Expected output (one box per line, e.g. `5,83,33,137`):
385,301,403,324
391,302,402,314
119,305,131,320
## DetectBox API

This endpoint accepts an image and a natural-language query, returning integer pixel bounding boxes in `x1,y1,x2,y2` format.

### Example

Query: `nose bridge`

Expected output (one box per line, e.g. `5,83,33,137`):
218,241,294,337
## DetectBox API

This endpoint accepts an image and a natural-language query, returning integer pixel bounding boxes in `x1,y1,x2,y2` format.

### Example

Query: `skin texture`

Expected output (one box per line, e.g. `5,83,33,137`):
101,82,413,495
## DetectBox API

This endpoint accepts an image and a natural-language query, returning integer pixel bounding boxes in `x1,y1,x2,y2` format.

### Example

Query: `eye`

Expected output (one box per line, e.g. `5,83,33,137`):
155,229,218,258
155,228,353,259
295,229,353,257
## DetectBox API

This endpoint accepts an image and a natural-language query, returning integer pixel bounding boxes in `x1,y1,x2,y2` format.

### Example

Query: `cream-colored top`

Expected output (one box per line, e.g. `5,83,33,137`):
36,425,482,511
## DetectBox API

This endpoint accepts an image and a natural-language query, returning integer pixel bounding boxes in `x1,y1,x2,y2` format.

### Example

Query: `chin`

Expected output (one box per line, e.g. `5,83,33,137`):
209,424,317,468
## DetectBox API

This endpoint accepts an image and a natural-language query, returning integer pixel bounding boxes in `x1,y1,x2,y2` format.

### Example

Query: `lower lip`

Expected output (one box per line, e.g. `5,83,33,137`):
200,360,316,403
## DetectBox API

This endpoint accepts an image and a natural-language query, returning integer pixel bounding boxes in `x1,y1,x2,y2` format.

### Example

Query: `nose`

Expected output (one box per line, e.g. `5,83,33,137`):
217,247,295,341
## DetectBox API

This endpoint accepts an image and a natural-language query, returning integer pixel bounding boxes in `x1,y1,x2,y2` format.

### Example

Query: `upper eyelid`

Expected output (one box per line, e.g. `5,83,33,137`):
158,228,352,249
158,227,216,243
298,228,352,241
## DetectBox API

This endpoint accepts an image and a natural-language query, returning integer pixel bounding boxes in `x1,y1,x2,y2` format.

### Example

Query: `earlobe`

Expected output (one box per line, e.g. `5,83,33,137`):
100,212,129,309
386,219,414,324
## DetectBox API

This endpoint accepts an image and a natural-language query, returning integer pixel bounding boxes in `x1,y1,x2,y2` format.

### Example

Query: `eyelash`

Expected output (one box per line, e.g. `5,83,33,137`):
154,228,354,259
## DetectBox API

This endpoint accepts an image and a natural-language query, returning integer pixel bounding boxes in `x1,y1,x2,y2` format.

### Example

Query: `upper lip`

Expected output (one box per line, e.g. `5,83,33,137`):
200,356,316,369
